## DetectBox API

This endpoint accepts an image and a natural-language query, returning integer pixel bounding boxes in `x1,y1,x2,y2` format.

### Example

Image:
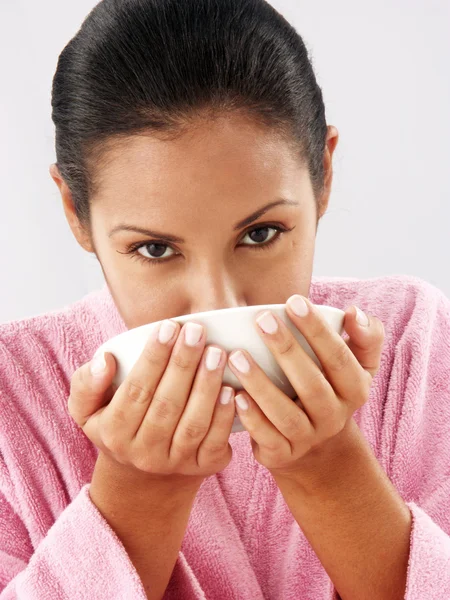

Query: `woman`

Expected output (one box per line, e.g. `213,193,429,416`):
1,0,449,598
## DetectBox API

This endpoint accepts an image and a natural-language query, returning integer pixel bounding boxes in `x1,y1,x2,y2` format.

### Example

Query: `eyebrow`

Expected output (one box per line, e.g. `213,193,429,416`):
108,198,299,243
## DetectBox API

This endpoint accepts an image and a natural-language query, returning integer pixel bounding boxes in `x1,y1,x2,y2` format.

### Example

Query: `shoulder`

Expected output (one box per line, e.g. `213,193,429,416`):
310,273,450,347
310,272,447,311
0,292,108,520
0,289,110,429
0,289,107,380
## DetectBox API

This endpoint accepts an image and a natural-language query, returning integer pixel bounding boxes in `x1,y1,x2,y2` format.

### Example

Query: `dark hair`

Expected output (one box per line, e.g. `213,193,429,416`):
51,0,328,229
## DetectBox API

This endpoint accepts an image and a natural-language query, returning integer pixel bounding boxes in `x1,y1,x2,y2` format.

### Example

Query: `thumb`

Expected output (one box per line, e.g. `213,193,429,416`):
68,351,117,428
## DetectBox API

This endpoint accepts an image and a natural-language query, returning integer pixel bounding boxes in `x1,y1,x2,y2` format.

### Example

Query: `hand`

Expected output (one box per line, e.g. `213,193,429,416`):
226,294,385,478
68,319,236,481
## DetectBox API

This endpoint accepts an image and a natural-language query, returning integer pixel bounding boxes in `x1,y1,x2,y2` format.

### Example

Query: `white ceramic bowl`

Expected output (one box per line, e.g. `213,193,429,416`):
94,303,345,433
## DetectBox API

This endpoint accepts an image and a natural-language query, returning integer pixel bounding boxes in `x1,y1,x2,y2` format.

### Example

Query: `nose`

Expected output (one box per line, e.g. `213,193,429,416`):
186,264,246,315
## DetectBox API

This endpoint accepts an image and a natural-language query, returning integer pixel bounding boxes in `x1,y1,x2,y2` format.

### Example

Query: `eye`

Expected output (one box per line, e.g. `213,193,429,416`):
120,223,295,266
240,226,279,246
136,242,176,261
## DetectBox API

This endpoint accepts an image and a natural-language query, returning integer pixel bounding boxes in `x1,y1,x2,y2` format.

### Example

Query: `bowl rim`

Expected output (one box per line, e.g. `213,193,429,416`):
171,303,345,322
97,303,345,355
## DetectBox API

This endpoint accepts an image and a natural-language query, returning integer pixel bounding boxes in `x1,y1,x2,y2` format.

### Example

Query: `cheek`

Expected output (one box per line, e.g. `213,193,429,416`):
243,253,313,302
119,280,187,329
288,234,316,269
269,238,315,293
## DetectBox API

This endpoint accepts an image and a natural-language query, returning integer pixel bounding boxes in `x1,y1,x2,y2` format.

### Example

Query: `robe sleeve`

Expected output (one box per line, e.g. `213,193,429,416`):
0,480,206,599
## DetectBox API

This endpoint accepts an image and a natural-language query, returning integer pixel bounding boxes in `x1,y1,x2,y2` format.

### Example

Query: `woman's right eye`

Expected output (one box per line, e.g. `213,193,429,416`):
137,242,176,260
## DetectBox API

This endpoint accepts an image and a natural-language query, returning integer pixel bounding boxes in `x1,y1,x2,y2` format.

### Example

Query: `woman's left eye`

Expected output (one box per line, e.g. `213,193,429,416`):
238,224,295,249
240,226,280,246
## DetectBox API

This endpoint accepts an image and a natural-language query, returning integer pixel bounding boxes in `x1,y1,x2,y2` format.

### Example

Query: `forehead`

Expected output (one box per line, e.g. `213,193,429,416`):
89,115,310,222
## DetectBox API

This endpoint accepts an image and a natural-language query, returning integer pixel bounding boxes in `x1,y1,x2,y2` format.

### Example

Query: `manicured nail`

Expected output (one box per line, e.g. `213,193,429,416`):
185,322,203,346
90,352,106,376
219,386,233,405
158,320,176,344
235,394,249,411
355,307,369,327
287,295,309,317
256,311,278,334
206,347,222,371
229,351,250,373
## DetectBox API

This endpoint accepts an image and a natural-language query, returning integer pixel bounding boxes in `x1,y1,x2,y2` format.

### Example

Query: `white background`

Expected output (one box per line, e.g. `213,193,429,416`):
1,0,449,323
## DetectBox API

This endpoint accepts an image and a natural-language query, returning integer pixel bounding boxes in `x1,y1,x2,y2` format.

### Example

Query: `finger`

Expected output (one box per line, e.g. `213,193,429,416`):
68,351,117,430
285,296,371,407
343,307,385,378
136,321,206,448
254,309,346,430
92,319,180,447
228,349,313,442
170,345,232,459
232,390,292,462
204,385,236,441
199,384,237,463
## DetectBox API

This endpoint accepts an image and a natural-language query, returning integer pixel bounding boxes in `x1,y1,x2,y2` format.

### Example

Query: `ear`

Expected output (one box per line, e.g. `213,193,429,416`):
49,164,94,253
317,125,339,219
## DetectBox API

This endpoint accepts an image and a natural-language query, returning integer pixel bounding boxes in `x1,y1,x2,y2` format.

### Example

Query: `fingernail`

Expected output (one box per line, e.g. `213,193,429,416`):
287,295,309,317
235,394,249,411
185,323,203,346
158,320,177,344
206,347,222,371
355,306,369,327
256,311,278,334
90,352,106,376
219,386,233,405
229,351,250,373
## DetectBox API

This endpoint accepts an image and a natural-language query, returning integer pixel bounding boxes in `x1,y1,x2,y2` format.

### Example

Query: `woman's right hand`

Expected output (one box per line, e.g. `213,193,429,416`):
68,319,236,480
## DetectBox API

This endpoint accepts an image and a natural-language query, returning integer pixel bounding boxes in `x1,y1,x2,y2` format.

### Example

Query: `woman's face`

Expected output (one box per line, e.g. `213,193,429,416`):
54,115,338,330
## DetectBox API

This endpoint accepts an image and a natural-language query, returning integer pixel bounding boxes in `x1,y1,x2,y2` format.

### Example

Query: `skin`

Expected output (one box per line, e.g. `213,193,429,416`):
50,114,339,329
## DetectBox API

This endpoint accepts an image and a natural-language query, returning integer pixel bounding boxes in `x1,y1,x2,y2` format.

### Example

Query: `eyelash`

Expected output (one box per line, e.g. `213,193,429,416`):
121,223,295,266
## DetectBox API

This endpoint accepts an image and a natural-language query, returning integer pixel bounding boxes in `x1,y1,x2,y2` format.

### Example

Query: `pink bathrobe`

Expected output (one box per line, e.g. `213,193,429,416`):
1,274,449,599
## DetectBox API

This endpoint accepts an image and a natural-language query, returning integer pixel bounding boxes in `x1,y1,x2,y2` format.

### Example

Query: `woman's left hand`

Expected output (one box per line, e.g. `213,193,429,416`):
227,294,385,477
